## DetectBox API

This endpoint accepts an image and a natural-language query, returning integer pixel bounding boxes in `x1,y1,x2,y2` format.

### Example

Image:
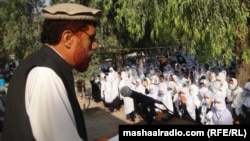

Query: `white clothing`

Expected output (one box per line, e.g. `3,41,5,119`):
119,72,134,115
228,86,243,114
100,79,106,99
25,67,82,141
147,84,159,100
210,95,233,125
158,81,174,112
134,80,145,94
198,87,209,102
103,79,113,103
174,87,196,121
162,91,174,112
189,84,201,108
185,94,196,121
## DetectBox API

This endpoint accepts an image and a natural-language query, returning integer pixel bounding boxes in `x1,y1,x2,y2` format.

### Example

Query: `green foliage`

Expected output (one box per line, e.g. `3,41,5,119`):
1,0,249,78
90,0,249,67
0,0,44,60
0,0,80,60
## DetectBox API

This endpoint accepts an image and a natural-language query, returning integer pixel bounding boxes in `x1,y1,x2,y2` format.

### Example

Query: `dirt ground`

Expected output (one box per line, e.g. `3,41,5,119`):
79,95,196,141
78,96,129,141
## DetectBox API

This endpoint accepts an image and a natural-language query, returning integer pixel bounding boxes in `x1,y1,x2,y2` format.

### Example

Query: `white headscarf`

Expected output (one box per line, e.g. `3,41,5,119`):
189,84,201,108
213,95,226,112
229,78,238,90
178,87,196,121
208,71,216,82
203,90,214,107
211,95,233,125
134,79,145,94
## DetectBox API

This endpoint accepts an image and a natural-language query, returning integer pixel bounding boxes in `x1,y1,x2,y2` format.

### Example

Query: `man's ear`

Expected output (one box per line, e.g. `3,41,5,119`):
63,30,73,49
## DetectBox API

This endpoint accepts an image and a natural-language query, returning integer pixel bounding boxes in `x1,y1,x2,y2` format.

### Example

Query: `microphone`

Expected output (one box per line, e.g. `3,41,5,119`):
120,86,133,97
120,86,163,105
120,86,174,124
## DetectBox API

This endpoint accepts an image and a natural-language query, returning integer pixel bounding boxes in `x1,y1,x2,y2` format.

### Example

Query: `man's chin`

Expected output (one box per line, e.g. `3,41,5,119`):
75,68,86,72
75,63,89,72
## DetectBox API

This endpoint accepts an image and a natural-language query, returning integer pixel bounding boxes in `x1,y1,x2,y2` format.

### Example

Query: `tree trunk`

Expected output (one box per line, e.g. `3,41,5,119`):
115,53,123,72
236,62,250,87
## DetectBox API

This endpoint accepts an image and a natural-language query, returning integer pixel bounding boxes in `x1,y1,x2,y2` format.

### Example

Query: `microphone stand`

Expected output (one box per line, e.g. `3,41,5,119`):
135,98,174,125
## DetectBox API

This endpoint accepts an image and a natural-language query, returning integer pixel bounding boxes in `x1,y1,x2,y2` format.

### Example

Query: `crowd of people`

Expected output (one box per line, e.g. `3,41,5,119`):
90,53,250,125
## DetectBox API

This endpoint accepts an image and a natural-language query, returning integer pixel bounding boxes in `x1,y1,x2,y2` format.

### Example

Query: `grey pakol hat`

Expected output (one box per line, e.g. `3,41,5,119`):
42,3,101,22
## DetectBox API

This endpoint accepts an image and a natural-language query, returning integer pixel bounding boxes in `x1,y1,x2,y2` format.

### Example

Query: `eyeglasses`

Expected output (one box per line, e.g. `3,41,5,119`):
82,31,97,43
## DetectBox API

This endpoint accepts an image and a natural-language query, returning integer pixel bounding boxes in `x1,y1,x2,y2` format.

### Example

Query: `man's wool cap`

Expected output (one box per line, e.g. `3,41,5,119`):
43,3,101,22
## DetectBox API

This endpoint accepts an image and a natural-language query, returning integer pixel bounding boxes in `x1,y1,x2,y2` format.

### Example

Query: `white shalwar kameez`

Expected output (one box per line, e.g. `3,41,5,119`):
25,67,82,141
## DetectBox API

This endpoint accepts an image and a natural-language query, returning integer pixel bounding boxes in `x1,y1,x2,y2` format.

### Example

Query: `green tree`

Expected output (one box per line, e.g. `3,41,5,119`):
0,0,79,60
90,0,250,83
0,0,44,60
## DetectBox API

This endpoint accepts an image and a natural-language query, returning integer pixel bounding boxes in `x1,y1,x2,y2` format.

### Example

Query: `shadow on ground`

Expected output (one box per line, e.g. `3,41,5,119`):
84,107,127,141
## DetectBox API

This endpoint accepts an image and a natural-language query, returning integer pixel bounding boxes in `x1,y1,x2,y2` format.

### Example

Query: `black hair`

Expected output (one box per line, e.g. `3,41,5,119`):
40,20,97,45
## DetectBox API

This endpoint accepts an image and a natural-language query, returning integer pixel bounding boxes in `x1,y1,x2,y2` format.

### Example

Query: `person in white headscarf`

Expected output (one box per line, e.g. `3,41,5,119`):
172,74,182,87
132,78,146,121
210,78,225,99
180,70,191,87
189,83,202,123
197,90,214,125
174,87,196,122
118,71,136,124
163,64,174,78
104,67,120,113
170,73,181,108
158,74,174,113
134,79,145,94
241,81,250,124
141,76,158,99
102,73,117,113
198,79,209,102
189,84,201,109
137,68,145,81
226,78,242,111
142,76,161,114
229,79,246,125
129,65,139,81
194,67,206,85
207,71,216,85
215,71,229,98
209,95,233,125
108,67,118,82
145,66,155,78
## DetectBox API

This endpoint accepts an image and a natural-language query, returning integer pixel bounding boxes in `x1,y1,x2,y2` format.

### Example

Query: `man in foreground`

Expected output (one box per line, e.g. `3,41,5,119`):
2,3,101,141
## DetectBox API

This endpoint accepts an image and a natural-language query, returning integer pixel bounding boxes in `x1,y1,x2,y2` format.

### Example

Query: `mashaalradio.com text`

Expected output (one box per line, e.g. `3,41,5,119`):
123,129,204,137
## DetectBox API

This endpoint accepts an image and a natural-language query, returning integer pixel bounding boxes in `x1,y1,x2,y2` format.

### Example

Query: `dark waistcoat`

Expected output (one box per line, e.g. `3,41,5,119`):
2,46,88,141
